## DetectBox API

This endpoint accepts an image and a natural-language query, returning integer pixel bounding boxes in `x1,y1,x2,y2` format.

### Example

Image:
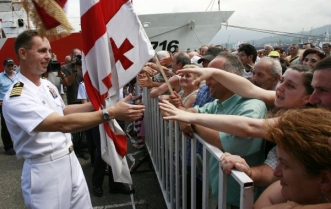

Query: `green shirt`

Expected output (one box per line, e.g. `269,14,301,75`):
195,94,267,207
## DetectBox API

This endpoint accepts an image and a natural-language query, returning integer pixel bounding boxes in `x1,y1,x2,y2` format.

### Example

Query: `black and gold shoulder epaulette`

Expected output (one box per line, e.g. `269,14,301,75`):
10,82,24,98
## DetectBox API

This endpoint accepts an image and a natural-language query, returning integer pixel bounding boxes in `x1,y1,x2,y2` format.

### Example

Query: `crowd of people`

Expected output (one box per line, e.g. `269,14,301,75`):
139,42,331,208
1,28,331,208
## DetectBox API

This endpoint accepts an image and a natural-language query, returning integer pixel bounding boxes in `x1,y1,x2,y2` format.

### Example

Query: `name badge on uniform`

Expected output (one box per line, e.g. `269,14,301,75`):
47,86,58,99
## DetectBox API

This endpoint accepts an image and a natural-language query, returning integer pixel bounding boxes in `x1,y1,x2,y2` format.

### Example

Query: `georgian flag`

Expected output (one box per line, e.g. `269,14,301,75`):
80,0,154,184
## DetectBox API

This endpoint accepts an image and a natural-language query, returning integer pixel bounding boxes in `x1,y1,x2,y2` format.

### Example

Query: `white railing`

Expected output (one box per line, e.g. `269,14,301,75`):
143,88,254,209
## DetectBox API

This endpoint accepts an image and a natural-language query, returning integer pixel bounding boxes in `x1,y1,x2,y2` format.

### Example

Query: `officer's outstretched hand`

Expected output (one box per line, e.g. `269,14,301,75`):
109,94,145,121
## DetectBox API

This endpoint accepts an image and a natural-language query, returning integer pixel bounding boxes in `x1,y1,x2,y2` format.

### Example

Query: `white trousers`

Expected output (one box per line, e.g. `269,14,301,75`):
21,152,92,209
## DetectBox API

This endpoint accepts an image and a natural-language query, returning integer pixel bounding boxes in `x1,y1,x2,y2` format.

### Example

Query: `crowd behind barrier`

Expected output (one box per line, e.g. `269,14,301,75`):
142,87,254,209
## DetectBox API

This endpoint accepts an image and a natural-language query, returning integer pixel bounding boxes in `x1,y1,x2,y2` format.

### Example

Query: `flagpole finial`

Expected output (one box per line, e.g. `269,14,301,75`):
21,0,73,41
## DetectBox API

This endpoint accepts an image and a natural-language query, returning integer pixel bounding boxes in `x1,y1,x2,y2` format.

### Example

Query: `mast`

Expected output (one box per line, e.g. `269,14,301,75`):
11,0,30,29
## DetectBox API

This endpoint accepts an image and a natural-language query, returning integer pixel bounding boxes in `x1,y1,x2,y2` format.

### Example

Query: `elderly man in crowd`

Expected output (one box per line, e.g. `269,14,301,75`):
251,56,282,90
263,45,273,57
199,45,209,56
286,44,301,66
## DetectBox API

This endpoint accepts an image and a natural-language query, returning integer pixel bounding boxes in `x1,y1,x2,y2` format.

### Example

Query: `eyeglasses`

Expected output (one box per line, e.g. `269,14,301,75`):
6,64,14,67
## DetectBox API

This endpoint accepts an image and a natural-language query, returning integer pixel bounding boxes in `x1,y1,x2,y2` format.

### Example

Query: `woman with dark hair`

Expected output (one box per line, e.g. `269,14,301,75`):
301,48,326,69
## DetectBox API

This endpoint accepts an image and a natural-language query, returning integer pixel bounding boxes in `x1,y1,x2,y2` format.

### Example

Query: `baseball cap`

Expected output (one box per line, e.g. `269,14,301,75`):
3,58,14,66
198,47,223,64
268,51,280,58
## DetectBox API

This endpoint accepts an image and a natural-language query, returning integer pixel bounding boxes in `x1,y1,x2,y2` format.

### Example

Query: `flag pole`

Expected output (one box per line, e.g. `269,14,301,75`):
154,55,174,95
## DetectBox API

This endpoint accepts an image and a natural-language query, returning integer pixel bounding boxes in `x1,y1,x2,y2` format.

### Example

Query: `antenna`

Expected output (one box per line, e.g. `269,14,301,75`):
300,28,304,44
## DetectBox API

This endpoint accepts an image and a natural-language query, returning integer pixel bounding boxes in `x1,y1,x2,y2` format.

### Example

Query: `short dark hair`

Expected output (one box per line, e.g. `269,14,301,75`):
322,43,331,48
274,47,284,53
302,49,325,61
238,43,257,62
314,56,331,72
14,30,39,60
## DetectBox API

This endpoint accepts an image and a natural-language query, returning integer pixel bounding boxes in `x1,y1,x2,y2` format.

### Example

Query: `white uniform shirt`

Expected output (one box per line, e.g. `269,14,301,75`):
3,73,72,159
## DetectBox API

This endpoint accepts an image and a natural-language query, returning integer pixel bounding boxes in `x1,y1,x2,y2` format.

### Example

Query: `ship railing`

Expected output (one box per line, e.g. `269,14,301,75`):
142,88,254,209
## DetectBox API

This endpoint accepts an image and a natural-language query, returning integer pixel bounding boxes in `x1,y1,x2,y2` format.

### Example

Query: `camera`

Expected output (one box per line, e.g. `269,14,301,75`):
47,59,61,72
74,55,82,66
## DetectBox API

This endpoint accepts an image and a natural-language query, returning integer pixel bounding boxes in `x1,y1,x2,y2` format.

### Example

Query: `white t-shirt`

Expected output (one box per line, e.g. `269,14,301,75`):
77,82,89,101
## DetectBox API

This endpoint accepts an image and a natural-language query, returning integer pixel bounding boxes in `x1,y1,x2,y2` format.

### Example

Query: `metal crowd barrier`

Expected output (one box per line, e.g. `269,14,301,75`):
142,88,254,209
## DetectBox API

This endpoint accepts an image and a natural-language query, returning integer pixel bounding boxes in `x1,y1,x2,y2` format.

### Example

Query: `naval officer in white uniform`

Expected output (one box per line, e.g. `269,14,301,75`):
3,30,145,209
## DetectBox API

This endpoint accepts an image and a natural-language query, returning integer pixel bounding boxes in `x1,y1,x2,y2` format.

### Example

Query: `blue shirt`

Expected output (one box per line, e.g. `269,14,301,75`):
0,71,17,100
186,85,214,169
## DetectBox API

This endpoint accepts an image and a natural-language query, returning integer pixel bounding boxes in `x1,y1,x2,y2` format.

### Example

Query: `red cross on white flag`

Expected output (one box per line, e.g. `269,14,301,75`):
80,0,154,184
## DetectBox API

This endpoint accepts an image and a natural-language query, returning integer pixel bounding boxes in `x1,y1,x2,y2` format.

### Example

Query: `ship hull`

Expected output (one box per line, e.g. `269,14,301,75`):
0,10,233,66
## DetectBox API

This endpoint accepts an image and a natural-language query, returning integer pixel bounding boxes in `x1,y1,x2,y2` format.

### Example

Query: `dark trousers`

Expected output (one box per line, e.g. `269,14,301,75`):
92,120,125,187
85,128,95,165
0,105,13,151
91,126,116,187
68,101,89,155
71,131,89,155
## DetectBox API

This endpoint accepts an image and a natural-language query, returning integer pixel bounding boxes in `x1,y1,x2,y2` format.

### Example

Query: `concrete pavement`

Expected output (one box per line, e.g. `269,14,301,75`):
0,136,167,209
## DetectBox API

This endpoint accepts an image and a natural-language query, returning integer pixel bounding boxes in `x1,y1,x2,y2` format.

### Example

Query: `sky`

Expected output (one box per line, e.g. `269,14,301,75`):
67,0,331,44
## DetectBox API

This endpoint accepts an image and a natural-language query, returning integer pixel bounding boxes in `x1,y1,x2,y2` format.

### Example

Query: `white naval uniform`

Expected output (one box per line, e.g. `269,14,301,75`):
3,73,92,209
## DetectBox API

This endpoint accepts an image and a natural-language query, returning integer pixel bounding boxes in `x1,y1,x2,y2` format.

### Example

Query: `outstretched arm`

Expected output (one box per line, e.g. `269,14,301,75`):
36,94,145,133
253,181,287,209
177,67,276,109
159,100,273,140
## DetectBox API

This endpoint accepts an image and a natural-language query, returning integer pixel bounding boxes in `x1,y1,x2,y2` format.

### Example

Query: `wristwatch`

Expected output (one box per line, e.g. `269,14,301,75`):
102,109,110,121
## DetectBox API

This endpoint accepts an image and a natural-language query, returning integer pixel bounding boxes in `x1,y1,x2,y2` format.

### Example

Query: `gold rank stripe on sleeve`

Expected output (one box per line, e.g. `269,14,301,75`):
10,82,24,98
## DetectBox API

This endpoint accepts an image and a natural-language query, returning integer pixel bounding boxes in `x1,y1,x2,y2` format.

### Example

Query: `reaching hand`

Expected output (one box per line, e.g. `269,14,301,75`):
145,62,173,76
159,54,172,67
158,100,194,123
140,66,154,77
220,152,251,176
180,122,194,138
168,92,183,108
177,67,216,86
137,74,153,88
110,94,145,121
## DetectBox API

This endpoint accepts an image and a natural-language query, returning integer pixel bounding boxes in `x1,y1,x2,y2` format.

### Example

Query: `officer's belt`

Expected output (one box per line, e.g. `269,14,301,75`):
25,145,74,164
